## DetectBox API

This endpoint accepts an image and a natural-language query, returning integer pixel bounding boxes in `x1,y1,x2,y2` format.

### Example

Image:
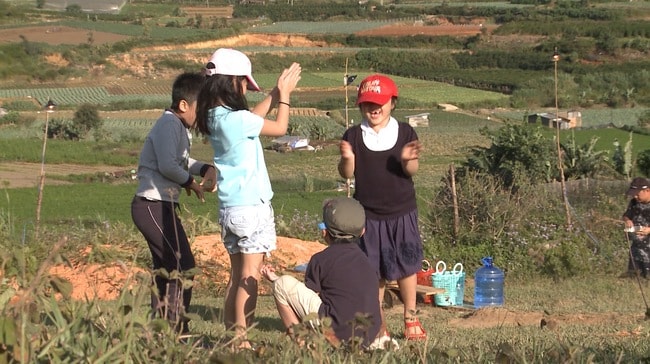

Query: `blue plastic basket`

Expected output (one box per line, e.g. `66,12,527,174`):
432,262,465,306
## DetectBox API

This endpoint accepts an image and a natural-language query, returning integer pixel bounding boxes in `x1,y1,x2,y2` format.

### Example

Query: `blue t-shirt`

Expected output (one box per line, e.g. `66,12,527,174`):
206,106,273,207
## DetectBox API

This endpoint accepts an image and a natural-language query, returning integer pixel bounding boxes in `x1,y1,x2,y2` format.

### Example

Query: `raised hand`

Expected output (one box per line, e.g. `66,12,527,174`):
402,140,422,161
277,62,302,96
340,140,354,160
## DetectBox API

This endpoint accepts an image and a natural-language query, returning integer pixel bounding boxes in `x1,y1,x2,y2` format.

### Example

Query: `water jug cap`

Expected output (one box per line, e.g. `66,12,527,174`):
481,257,493,267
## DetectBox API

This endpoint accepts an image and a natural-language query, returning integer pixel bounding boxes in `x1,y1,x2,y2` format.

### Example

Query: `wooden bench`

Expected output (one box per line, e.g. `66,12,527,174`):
384,281,445,308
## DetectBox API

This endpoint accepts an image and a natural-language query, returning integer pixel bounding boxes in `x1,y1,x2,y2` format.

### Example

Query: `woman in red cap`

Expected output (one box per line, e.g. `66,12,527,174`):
338,74,426,341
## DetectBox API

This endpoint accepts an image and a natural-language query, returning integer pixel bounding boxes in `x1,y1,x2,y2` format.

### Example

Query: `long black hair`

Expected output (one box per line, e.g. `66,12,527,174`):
196,74,249,136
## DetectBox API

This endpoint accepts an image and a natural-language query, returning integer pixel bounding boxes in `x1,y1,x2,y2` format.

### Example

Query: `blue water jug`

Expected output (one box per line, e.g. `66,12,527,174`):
473,257,504,309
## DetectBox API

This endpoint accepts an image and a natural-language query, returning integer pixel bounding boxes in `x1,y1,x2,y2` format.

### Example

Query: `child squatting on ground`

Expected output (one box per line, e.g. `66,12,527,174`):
338,74,426,341
131,72,217,335
195,48,301,349
623,177,650,278
261,197,399,350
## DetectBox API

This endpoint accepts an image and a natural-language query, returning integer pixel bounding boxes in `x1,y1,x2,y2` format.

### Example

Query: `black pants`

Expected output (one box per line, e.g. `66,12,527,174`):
131,196,196,331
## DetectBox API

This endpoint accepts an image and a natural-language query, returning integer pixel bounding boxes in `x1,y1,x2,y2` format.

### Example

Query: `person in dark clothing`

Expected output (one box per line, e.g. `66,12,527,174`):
131,72,216,335
260,197,396,350
623,177,650,278
338,74,426,341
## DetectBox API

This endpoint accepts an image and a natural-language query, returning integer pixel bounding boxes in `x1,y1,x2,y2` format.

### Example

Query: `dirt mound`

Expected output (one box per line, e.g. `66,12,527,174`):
39,235,645,330
47,235,327,301
139,34,332,53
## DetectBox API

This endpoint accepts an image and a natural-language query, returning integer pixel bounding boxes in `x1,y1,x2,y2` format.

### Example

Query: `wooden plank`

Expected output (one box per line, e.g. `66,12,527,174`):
386,281,445,296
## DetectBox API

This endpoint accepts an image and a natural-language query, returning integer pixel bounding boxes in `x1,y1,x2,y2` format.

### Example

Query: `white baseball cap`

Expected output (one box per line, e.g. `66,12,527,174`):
205,48,261,92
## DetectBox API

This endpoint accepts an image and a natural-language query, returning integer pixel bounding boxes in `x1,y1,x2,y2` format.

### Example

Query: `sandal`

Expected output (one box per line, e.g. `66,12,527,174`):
404,318,427,341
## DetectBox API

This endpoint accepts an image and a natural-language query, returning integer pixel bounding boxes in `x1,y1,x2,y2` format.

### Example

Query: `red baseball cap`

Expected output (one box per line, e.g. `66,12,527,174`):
356,74,399,105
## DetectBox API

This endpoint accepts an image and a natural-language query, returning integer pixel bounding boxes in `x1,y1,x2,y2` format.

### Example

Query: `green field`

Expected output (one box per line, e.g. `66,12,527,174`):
0,73,509,111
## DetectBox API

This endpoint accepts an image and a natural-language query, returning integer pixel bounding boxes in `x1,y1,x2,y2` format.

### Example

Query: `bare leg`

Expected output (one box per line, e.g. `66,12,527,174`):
378,279,387,335
398,274,425,337
228,252,265,347
261,265,300,331
276,300,300,330
223,253,242,331
240,253,265,325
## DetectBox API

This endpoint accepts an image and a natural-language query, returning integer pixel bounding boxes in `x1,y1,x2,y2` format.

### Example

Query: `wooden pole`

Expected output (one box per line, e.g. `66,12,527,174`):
450,164,459,240
344,58,352,198
35,99,55,236
553,47,572,229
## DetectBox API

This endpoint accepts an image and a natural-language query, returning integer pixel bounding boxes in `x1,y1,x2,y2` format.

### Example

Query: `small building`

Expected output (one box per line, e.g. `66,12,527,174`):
406,113,430,127
527,111,582,129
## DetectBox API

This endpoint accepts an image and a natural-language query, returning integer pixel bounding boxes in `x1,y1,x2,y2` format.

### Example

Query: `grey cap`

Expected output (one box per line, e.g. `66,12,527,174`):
322,197,365,239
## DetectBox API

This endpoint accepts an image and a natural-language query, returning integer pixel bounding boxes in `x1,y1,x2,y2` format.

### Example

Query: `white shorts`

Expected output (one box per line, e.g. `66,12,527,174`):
220,202,277,255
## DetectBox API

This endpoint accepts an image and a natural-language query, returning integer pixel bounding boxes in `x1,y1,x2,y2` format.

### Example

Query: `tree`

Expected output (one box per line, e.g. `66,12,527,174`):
637,149,650,177
562,134,609,179
612,133,633,178
73,103,102,137
462,124,557,188
638,110,650,129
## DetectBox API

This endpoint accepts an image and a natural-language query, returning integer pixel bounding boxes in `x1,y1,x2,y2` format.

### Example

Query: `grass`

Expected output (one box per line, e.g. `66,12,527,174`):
3,134,649,362
0,138,141,165
1,71,649,362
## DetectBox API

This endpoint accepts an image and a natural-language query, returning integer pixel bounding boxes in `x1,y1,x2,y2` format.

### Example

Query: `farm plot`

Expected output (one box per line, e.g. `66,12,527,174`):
357,23,498,36
0,84,169,108
181,6,234,18
492,108,649,127
0,26,128,45
43,0,126,14
103,118,155,139
0,87,109,107
247,20,403,35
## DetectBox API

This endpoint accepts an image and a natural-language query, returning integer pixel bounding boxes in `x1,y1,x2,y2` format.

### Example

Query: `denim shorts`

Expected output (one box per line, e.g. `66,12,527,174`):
219,202,277,255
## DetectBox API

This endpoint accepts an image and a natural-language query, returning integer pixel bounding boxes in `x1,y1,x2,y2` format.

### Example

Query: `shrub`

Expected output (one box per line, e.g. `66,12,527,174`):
73,103,102,136
47,118,81,140
2,100,38,111
423,172,623,279
461,124,557,188
636,149,650,177
0,111,35,126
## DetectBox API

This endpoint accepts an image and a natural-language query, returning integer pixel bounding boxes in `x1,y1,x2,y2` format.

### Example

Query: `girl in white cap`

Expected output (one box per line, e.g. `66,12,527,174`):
196,48,301,349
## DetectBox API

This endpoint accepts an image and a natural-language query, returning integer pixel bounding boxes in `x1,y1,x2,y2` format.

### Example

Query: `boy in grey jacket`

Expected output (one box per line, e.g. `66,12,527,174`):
131,72,216,335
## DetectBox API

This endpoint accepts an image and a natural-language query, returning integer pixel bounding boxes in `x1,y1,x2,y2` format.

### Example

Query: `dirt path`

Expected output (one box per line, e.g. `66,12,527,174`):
0,162,132,188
